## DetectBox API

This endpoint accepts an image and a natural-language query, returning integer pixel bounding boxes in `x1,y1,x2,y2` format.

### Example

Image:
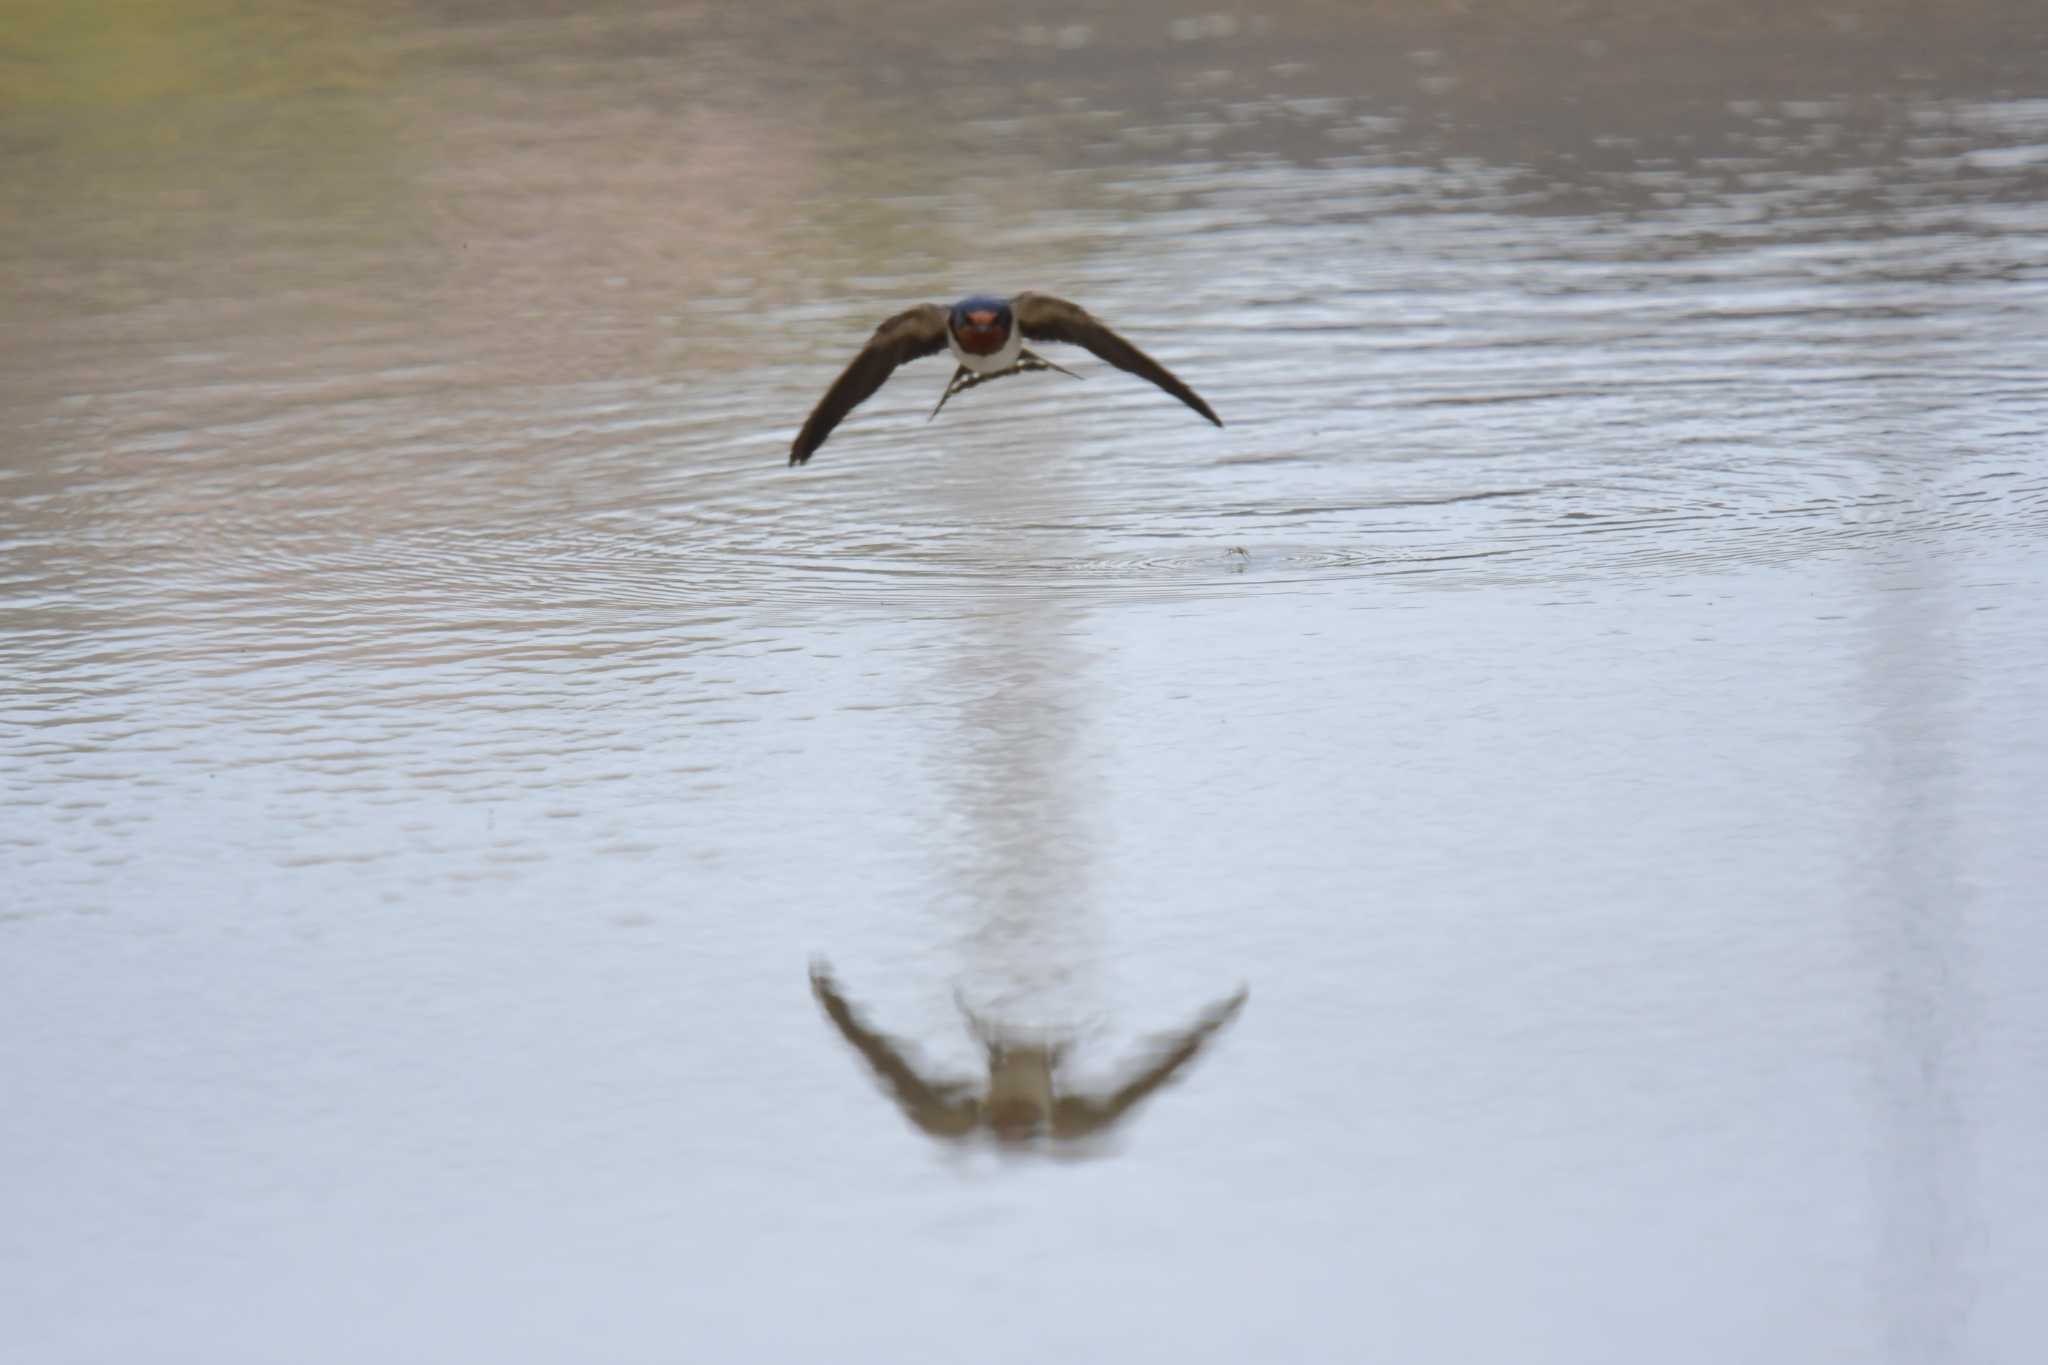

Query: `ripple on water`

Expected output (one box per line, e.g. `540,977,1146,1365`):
6,87,2048,717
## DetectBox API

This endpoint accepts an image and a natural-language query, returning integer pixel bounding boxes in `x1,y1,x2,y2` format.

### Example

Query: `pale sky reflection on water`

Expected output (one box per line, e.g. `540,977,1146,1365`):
4,3,2048,1361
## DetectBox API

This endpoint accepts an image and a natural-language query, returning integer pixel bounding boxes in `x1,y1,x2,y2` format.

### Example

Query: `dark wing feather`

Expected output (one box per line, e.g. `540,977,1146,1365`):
1012,292,1222,427
1050,987,1246,1139
790,304,949,465
810,963,979,1139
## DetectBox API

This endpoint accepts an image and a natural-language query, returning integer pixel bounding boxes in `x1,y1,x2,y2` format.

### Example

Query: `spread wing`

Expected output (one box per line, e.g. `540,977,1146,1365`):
1012,292,1222,428
1050,986,1247,1139
790,304,949,465
810,962,979,1139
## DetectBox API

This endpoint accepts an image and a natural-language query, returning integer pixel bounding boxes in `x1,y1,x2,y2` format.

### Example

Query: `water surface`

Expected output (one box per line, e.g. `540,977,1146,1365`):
5,3,2047,1361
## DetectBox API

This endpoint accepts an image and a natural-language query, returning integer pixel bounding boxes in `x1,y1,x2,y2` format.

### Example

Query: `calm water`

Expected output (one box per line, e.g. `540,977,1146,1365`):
5,3,2048,1361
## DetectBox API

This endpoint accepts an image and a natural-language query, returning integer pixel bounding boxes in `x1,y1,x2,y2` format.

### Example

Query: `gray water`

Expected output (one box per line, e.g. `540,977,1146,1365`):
5,3,2048,1361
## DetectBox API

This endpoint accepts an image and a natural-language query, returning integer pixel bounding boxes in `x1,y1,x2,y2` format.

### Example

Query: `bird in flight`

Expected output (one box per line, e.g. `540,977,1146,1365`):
809,961,1248,1147
788,292,1223,465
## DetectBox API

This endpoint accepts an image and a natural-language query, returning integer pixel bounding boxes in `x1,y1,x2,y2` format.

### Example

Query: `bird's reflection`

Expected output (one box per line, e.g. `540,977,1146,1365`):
810,961,1245,1151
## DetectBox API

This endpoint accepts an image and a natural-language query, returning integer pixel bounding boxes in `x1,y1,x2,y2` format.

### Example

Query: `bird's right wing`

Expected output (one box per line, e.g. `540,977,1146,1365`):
810,962,979,1138
789,304,949,465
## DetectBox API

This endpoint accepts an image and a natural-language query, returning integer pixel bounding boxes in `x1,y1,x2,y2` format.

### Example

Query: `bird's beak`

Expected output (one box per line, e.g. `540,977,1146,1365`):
955,310,1007,355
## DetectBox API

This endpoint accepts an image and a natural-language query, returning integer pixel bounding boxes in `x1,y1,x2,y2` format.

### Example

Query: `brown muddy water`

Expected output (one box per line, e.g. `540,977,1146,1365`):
5,3,2047,1361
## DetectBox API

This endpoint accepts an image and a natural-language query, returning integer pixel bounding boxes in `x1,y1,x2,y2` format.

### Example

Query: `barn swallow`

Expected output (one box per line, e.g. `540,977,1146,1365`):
788,292,1223,465
809,960,1247,1147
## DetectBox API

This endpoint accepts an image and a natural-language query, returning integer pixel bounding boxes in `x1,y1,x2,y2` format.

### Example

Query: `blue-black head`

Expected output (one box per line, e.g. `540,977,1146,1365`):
949,294,1014,356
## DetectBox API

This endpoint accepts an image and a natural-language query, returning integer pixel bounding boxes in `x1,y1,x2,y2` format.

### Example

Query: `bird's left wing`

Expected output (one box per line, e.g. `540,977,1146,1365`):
790,304,949,465
1050,986,1247,1138
1013,292,1222,428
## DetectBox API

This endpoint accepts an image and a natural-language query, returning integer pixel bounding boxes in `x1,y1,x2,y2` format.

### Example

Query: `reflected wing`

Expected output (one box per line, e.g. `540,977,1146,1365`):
1051,987,1247,1139
790,304,949,465
809,962,978,1139
1012,292,1222,427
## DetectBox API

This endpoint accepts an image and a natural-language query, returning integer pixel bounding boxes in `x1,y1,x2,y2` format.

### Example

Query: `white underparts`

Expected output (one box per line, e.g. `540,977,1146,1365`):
948,323,1024,375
